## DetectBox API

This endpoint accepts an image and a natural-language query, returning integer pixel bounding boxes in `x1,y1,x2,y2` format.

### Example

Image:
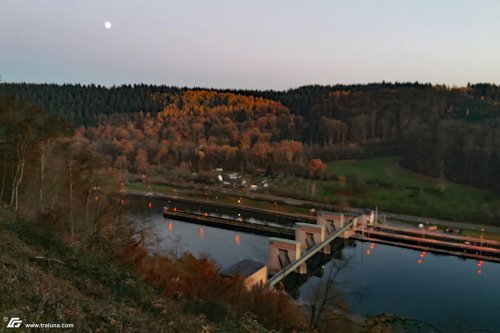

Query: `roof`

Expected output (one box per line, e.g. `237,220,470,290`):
296,222,323,229
268,237,298,245
220,259,266,278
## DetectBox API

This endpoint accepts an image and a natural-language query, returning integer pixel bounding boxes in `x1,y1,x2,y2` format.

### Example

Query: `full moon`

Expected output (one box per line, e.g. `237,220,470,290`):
104,21,112,29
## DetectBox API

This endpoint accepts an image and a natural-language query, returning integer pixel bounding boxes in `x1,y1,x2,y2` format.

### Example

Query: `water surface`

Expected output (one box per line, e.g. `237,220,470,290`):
133,206,500,332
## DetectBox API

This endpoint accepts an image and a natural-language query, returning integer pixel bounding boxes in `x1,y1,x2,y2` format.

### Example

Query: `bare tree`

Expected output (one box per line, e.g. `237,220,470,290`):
308,256,359,332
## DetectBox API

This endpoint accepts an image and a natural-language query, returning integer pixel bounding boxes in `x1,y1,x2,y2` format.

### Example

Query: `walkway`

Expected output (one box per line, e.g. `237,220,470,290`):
267,220,354,287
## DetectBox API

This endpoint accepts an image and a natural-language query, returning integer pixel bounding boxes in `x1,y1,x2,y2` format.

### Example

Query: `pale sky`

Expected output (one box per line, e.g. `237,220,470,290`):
1,0,499,89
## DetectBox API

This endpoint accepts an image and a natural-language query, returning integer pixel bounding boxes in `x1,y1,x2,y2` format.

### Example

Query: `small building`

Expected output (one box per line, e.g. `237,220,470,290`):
228,172,240,180
220,259,267,289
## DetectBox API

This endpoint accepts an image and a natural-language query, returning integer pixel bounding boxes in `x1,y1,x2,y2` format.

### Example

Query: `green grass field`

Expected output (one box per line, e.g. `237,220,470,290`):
327,157,500,223
274,157,500,224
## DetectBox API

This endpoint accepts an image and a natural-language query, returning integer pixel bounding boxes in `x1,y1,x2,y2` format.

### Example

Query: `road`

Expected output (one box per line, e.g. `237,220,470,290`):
128,186,500,235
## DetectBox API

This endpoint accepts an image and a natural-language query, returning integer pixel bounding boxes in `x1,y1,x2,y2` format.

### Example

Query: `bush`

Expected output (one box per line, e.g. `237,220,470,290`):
184,299,231,323
348,172,367,193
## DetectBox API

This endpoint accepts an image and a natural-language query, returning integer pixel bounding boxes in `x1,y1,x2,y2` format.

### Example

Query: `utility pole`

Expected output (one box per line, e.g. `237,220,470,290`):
480,228,485,256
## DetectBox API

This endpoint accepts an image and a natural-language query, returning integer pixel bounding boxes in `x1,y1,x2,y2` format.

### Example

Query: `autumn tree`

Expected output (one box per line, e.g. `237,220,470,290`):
308,158,327,178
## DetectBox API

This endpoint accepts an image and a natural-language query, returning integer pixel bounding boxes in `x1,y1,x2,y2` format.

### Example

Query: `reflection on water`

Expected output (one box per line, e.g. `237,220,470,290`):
131,203,500,333
298,241,500,333
137,211,268,269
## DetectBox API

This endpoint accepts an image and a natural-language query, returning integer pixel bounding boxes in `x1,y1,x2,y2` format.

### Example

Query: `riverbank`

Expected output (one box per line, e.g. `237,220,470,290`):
136,207,500,333
0,208,302,332
0,209,208,332
128,183,500,242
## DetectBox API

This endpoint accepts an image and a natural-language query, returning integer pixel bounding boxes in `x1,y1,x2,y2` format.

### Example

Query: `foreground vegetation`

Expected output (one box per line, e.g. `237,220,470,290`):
0,208,307,332
0,209,203,332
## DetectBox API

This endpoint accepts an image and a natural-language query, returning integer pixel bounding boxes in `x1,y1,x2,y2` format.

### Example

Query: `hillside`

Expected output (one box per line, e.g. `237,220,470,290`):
1,82,500,199
0,209,208,332
0,208,291,332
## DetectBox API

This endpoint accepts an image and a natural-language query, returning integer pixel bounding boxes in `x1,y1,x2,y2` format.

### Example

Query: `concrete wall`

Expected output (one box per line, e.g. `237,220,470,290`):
268,238,301,272
295,223,329,254
244,266,268,289
317,211,344,234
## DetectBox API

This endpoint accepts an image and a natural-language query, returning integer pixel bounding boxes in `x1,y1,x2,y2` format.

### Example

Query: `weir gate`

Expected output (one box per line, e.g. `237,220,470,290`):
266,210,375,287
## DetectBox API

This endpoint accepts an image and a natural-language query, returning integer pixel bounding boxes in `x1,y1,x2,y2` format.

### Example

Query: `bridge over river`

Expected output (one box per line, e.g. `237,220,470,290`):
162,204,500,289
132,191,500,290
267,219,354,287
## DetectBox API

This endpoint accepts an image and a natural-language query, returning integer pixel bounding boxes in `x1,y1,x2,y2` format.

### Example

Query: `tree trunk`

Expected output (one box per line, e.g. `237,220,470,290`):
39,145,46,210
0,153,7,202
84,187,91,236
67,159,75,241
10,138,28,210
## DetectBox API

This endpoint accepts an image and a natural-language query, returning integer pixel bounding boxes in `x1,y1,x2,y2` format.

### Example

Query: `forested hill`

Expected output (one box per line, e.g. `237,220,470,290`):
2,82,500,127
1,82,500,193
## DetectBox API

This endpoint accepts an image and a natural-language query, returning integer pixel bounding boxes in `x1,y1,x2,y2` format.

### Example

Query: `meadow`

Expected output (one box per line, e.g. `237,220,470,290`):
274,157,500,224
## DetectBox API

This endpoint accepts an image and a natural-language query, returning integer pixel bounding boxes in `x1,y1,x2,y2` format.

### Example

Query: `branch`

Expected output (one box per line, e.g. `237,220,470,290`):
30,256,66,265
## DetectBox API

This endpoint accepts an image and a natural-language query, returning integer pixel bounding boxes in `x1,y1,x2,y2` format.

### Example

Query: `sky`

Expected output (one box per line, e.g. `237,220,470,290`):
1,0,500,90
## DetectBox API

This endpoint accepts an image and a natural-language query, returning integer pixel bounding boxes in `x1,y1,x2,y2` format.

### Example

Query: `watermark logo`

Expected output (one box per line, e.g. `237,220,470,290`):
3,316,74,329
5,317,23,328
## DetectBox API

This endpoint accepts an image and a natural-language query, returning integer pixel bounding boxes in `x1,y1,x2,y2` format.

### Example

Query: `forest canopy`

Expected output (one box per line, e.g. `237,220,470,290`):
1,82,499,193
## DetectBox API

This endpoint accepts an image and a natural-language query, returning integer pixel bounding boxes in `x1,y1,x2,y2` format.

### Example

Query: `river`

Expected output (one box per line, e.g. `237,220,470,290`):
131,202,500,333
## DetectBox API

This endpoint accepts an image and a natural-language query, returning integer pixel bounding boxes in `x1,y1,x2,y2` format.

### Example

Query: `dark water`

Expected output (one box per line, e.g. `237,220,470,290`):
136,209,268,268
133,207,500,333
298,242,500,333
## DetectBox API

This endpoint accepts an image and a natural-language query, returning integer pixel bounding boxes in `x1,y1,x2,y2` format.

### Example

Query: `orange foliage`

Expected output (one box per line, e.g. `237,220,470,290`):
308,158,327,178
81,90,305,173
119,240,306,331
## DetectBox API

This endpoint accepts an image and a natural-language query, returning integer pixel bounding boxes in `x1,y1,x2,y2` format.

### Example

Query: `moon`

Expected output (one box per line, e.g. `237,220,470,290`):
104,21,112,29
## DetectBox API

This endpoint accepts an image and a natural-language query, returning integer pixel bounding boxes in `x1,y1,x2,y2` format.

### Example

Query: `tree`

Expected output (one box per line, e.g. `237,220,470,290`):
307,257,362,332
308,158,327,179
0,98,45,210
